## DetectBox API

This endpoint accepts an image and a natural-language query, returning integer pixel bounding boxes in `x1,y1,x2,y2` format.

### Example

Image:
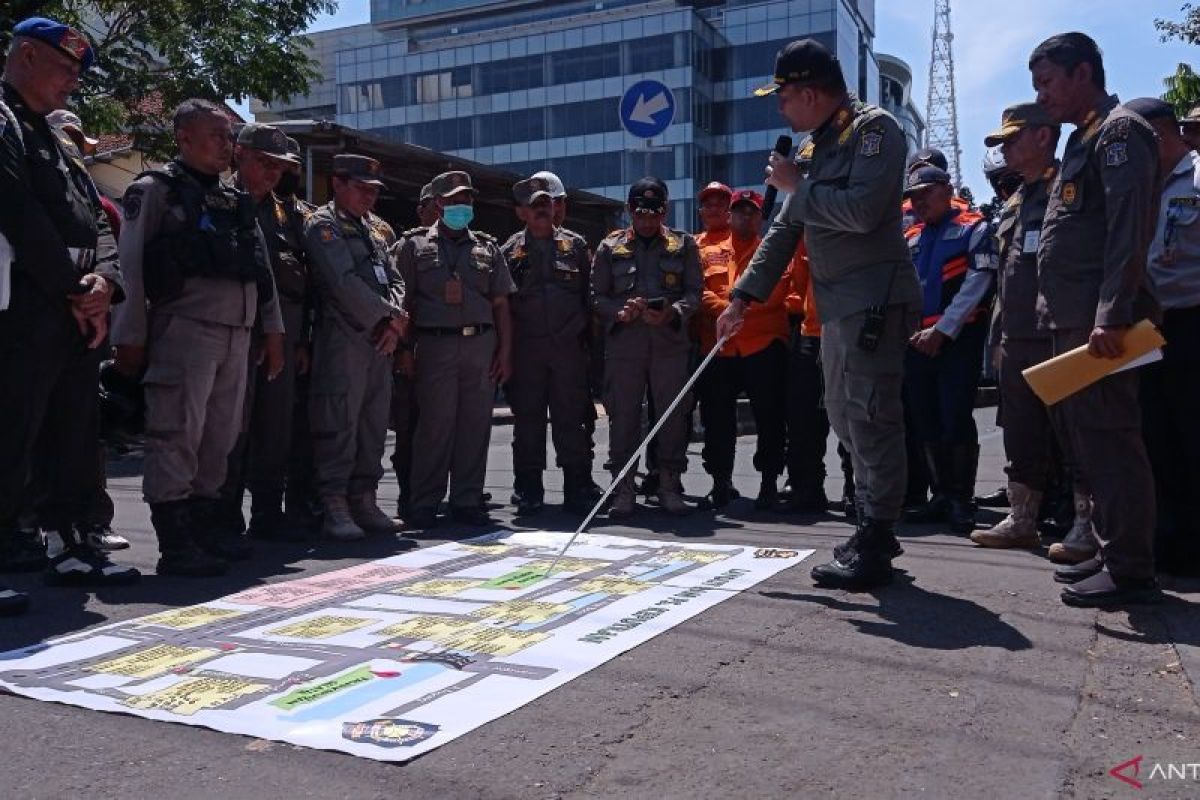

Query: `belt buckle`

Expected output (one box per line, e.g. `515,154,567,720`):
462,326,476,337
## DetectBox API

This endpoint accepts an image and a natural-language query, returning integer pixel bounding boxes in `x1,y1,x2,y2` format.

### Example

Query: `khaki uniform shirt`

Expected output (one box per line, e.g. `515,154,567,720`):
1036,95,1161,330
395,225,516,328
303,203,405,341
590,226,702,355
736,97,921,322
996,165,1057,341
500,227,590,340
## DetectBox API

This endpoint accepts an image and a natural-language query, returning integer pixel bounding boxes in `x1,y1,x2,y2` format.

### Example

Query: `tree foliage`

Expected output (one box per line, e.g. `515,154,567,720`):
1,0,336,140
1156,2,1200,45
1163,63,1200,118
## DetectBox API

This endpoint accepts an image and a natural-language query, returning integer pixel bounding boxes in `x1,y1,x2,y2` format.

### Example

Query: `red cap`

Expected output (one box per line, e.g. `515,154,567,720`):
731,189,764,210
698,181,733,202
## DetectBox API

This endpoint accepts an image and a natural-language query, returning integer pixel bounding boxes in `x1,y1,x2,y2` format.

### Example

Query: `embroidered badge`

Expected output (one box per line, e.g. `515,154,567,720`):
860,131,882,158
122,186,143,221
664,233,682,255
1105,142,1128,168
1061,182,1077,205
663,272,680,288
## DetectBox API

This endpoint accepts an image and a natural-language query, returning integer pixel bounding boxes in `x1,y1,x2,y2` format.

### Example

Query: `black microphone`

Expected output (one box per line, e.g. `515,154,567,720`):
761,134,794,222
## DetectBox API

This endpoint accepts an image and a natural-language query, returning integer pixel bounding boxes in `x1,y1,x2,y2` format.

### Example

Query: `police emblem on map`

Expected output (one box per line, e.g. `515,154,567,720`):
1061,182,1077,205
1105,142,1127,167
342,718,438,748
860,131,882,158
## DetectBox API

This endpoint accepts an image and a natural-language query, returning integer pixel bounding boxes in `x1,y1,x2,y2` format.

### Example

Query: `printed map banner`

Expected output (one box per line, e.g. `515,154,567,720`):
0,531,810,761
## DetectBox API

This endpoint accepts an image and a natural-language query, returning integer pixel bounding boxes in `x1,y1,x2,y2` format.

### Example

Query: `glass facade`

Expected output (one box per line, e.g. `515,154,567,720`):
260,0,886,229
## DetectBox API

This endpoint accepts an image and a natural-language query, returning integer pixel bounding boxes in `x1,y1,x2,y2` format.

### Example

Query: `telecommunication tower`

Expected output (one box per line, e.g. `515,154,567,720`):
923,0,962,186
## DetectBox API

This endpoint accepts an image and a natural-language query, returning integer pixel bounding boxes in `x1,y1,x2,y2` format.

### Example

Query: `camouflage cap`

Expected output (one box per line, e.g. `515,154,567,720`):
237,123,293,162
418,182,434,203
530,170,566,198
984,102,1060,146
429,170,477,198
284,136,302,165
45,109,99,147
333,154,386,187
513,176,554,206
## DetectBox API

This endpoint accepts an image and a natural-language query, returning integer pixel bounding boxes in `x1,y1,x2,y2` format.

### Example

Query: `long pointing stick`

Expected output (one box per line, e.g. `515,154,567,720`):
542,333,733,575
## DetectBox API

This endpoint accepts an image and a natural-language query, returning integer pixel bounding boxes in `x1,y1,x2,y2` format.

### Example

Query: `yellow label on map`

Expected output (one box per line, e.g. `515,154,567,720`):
393,579,483,597
138,606,244,630
577,578,648,596
267,615,374,639
456,543,513,555
471,600,572,624
524,558,608,574
665,550,729,564
89,644,217,678
378,615,479,642
439,627,549,656
123,676,265,716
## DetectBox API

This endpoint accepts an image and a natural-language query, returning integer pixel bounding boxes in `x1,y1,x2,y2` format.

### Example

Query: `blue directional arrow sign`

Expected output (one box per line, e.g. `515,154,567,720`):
619,80,676,140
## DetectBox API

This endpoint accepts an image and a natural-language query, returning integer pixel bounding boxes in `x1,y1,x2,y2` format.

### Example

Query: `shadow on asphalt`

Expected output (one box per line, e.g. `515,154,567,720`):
0,531,444,653
759,572,1035,651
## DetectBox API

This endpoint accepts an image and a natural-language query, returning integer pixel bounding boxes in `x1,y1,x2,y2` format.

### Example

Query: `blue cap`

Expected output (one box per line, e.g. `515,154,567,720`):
12,17,95,70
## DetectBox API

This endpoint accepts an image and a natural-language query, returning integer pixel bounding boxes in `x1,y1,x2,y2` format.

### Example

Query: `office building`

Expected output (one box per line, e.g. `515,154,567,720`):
257,1,911,228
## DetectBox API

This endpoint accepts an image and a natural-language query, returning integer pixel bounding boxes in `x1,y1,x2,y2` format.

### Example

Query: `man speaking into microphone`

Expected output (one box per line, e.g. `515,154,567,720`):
716,39,921,589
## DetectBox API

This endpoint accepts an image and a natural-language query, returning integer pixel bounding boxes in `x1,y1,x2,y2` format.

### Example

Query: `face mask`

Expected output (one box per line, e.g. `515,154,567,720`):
442,204,474,230
275,171,300,197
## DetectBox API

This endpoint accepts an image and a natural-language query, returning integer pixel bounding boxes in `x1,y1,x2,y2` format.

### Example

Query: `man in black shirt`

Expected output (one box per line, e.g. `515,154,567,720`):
0,17,141,615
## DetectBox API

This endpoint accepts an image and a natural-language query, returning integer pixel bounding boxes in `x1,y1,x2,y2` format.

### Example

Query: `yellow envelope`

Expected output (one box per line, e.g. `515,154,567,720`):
1022,319,1166,406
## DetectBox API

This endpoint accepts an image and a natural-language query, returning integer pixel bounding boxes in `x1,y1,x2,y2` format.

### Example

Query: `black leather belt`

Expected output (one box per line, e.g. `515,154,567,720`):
416,324,494,337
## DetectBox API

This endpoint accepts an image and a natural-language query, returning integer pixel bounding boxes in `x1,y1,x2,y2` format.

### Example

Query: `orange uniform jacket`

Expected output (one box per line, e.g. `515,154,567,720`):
783,242,821,337
695,229,789,356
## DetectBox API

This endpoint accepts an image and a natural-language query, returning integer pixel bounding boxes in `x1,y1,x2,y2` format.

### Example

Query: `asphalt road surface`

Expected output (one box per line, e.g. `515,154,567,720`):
2,409,1198,799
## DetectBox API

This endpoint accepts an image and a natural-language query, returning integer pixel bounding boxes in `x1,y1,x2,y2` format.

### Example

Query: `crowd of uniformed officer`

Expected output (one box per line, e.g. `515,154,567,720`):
2,17,1198,617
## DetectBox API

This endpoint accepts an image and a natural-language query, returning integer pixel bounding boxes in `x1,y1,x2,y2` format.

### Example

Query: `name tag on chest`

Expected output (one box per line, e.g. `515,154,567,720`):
1022,229,1040,253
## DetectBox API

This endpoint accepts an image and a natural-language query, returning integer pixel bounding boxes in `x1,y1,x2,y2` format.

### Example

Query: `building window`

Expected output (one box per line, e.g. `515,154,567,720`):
415,66,473,104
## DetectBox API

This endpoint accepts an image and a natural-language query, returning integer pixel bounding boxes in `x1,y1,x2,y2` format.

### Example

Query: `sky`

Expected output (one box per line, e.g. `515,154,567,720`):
259,1,1197,198
874,0,1198,197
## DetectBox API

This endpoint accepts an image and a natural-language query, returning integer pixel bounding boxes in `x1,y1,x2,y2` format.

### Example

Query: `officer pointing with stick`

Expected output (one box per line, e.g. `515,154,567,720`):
717,39,921,590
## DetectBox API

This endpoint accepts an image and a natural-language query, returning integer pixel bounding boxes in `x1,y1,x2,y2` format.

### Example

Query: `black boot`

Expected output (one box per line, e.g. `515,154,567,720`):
754,474,782,511
563,467,600,515
705,473,737,510
0,585,29,615
812,518,897,590
0,525,47,573
783,479,829,513
945,444,979,535
151,500,228,577
904,444,950,523
249,491,307,542
189,498,252,562
43,526,140,587
511,470,545,516
640,471,660,499
975,487,1010,508
834,515,905,560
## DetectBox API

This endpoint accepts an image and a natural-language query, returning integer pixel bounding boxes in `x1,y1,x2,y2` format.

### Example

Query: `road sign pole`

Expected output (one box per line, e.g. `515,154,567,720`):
644,138,652,178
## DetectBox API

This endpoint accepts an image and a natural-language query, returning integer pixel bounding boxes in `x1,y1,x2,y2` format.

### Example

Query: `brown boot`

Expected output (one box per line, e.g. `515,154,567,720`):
971,482,1042,549
657,470,692,516
349,490,402,534
322,496,366,541
609,475,636,518
1047,492,1097,564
